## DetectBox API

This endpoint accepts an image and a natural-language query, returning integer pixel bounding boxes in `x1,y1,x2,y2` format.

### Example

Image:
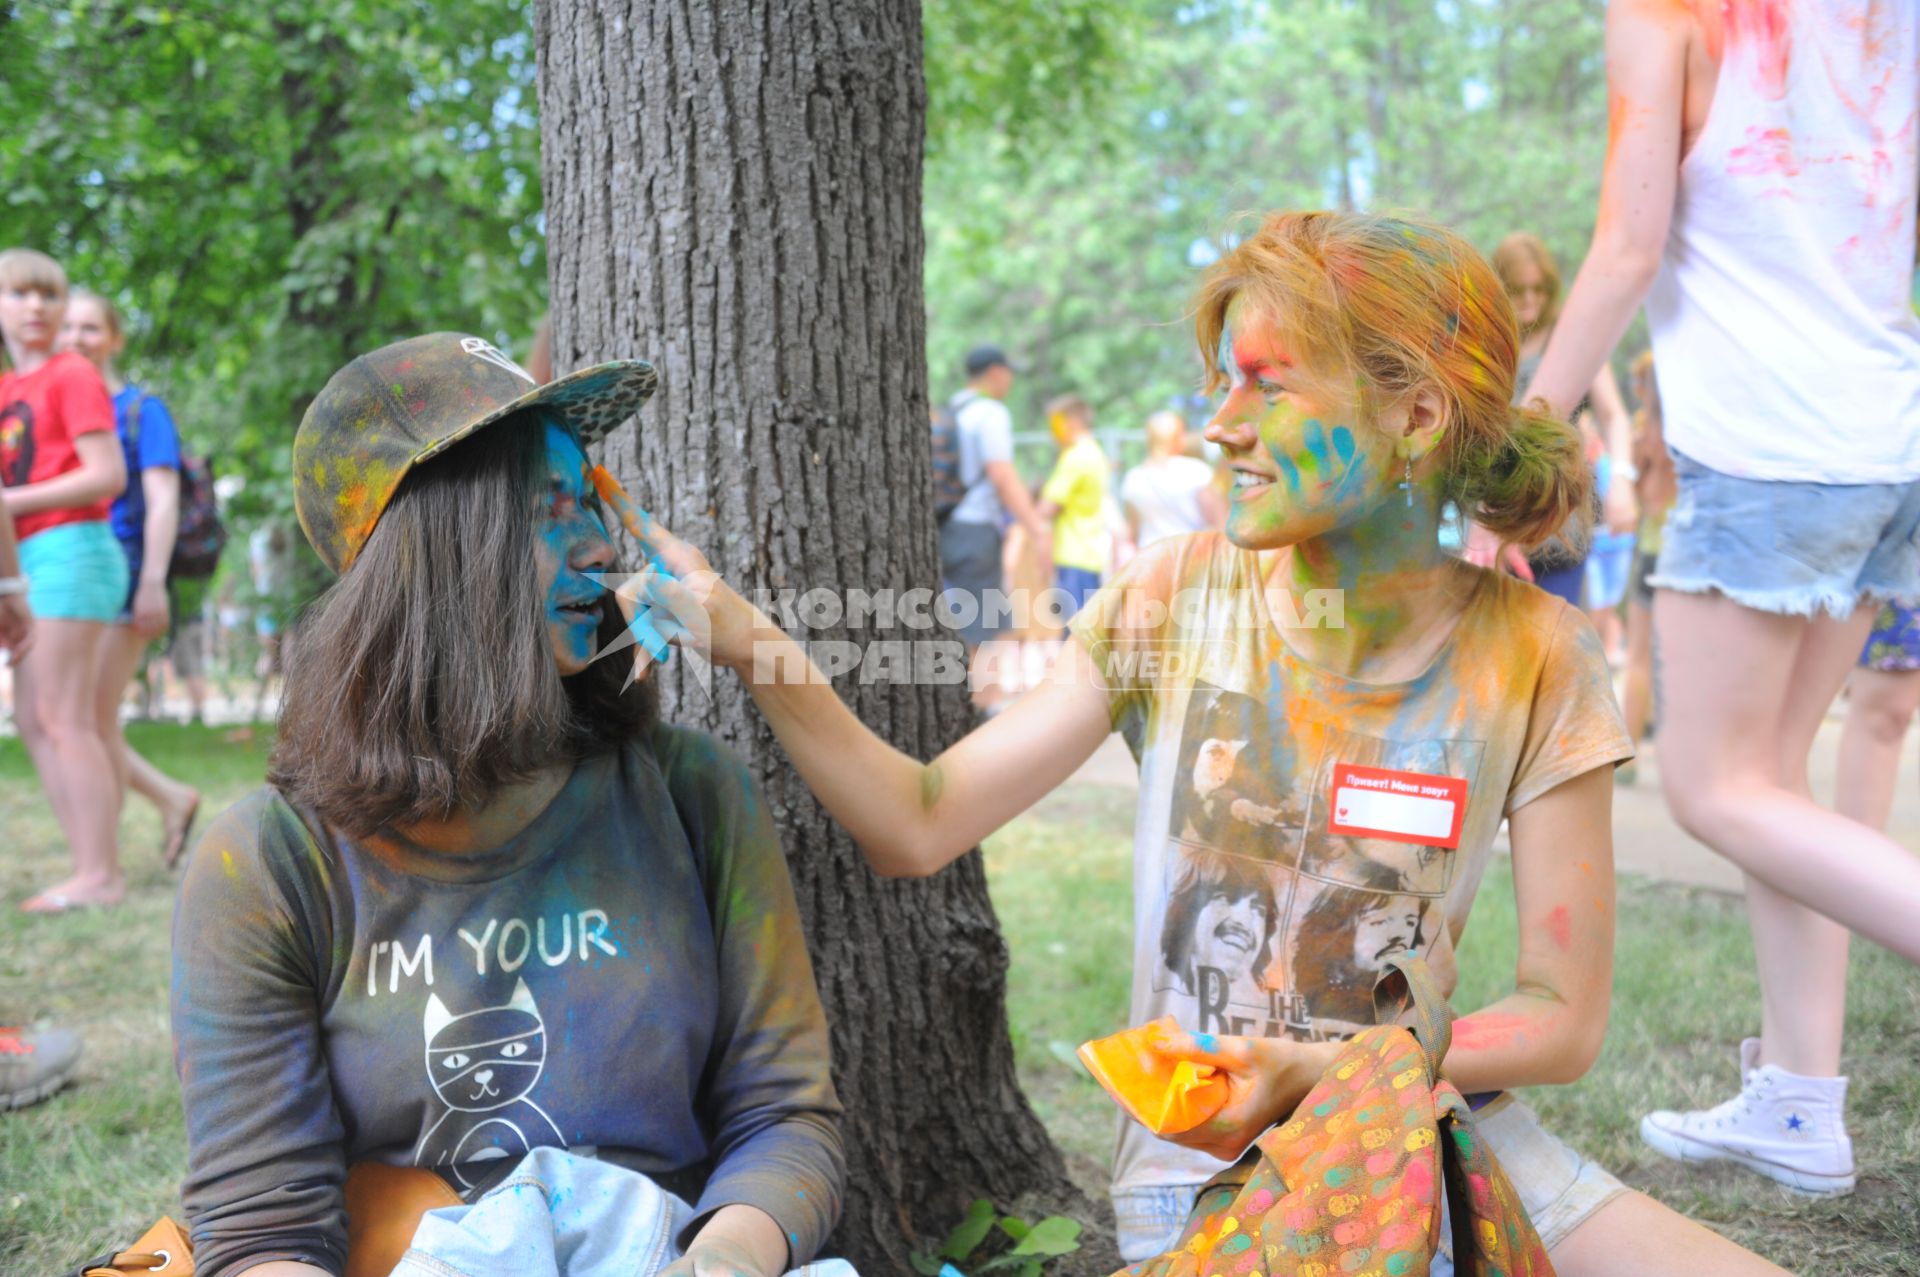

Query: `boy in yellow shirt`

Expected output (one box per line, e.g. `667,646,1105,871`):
1038,395,1109,611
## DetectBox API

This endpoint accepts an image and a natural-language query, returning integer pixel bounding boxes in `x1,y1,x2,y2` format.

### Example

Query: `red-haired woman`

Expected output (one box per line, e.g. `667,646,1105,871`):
633,211,1787,1274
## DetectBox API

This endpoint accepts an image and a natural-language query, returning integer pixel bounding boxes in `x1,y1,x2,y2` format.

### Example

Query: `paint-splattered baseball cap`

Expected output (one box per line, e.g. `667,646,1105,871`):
293,332,657,573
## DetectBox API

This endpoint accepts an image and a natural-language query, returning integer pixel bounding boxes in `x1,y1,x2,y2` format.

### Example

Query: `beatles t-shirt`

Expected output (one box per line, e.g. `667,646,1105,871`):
172,725,844,1277
0,350,117,539
1067,533,1632,1194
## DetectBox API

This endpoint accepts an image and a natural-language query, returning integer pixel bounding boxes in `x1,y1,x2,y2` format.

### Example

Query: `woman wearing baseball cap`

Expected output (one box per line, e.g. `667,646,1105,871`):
169,334,847,1277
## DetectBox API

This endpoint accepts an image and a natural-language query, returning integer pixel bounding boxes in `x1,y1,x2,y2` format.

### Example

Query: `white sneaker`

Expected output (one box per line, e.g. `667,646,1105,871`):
1641,1039,1855,1196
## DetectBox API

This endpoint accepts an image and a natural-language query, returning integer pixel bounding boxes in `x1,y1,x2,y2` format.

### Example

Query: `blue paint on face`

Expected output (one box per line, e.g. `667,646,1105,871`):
1274,453,1303,493
540,422,611,665
1302,420,1334,478
1331,426,1356,466
1217,327,1237,383
1329,450,1371,503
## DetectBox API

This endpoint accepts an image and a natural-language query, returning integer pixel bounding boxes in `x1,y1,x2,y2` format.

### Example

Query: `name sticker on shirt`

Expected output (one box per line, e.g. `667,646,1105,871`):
1327,763,1467,849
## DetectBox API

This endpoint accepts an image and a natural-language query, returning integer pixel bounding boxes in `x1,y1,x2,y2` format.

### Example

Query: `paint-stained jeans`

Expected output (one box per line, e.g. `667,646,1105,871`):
393,1147,857,1277
1110,1094,1626,1268
1653,451,1920,616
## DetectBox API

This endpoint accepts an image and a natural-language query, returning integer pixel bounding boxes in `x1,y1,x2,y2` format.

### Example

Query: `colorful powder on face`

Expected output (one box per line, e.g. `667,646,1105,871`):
540,425,608,663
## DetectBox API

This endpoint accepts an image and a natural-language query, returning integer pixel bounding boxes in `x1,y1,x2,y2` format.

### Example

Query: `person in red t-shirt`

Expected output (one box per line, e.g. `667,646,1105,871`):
0,247,130,911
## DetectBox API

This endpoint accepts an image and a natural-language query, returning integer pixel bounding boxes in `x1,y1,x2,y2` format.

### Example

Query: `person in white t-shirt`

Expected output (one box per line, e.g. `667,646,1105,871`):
1523,0,1920,1198
1120,411,1223,548
937,345,1051,709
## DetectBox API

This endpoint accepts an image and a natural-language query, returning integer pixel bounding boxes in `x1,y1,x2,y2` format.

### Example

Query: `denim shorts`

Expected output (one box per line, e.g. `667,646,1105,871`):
19,520,130,623
1111,1094,1627,1264
1652,452,1920,617
1584,532,1636,611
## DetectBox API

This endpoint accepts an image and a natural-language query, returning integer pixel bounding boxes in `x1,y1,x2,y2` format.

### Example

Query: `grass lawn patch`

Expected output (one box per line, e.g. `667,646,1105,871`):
987,783,1920,1275
1,723,274,1273
3,733,1915,1274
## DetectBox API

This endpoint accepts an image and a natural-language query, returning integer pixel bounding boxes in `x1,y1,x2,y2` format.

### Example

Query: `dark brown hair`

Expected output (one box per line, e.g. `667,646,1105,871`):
269,412,656,837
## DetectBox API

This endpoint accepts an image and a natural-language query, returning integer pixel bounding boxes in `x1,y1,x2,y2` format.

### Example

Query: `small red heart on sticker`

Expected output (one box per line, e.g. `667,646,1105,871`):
1337,807,1349,819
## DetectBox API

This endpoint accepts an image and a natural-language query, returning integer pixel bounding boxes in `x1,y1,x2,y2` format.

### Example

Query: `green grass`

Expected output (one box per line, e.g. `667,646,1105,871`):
4,731,1916,1273
0,722,274,1272
985,784,1920,1275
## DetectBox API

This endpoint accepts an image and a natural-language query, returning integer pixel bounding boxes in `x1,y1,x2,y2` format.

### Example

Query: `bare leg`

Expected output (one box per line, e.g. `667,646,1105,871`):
1655,590,1920,963
1551,1190,1792,1277
94,624,201,864
92,624,141,801
16,619,123,905
1835,666,1920,831
1620,597,1656,744
1743,610,1874,1077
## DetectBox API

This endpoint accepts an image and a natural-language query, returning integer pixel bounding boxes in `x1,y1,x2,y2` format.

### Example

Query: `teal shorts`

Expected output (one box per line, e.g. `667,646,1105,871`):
20,520,130,623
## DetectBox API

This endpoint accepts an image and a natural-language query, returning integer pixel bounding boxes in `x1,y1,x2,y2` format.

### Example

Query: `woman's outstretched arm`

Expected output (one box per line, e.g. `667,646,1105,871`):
1524,0,1689,416
619,507,1114,879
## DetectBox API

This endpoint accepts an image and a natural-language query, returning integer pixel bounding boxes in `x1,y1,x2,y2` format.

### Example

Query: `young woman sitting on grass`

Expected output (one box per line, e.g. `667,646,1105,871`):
170,334,845,1277
628,211,1791,1275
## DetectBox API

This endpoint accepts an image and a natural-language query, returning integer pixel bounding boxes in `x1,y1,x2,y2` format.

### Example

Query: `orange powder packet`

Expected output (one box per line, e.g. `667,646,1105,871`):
1076,1015,1229,1135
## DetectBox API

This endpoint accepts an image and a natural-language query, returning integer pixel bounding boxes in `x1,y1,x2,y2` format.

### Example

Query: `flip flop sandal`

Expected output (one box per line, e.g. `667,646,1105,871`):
19,892,98,915
162,796,202,870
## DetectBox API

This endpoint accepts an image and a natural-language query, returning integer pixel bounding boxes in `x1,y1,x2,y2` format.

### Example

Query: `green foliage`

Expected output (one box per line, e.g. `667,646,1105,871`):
909,1197,1085,1277
925,0,1614,440
0,0,545,542
924,0,1144,155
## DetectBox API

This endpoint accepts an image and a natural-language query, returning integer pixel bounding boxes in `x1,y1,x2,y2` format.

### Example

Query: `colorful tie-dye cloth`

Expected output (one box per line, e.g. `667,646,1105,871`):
1113,958,1554,1277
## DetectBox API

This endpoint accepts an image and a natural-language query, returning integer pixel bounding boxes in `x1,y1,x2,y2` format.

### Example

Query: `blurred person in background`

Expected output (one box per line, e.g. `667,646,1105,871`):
59,289,202,867
162,574,213,724
527,314,554,385
0,472,77,1106
248,521,295,682
939,345,1050,710
1037,394,1109,613
1835,604,1920,844
0,248,129,913
1616,351,1676,784
1472,233,1636,606
1121,409,1223,548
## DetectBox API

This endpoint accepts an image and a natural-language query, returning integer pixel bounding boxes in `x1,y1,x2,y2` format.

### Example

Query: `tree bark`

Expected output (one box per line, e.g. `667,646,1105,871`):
533,3,1108,1271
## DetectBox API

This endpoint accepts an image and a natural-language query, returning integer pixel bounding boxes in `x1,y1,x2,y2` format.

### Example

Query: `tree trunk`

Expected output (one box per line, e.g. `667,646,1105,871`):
533,4,1110,1271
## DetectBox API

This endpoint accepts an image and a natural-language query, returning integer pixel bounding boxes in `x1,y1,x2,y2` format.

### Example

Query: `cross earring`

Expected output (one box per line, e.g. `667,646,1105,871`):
1401,455,1413,507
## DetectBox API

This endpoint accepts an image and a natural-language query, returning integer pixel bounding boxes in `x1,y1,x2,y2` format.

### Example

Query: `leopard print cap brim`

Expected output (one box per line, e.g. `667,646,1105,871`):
411,359,658,465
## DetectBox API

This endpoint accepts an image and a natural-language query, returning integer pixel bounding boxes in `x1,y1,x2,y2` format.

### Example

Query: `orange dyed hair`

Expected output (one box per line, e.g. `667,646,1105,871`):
1490,232,1562,337
1194,210,1589,551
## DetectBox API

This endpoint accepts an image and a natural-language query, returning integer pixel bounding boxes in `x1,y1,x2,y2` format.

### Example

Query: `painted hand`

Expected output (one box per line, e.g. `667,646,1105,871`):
587,466,762,674
132,578,170,639
659,1237,774,1277
1147,1029,1341,1163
